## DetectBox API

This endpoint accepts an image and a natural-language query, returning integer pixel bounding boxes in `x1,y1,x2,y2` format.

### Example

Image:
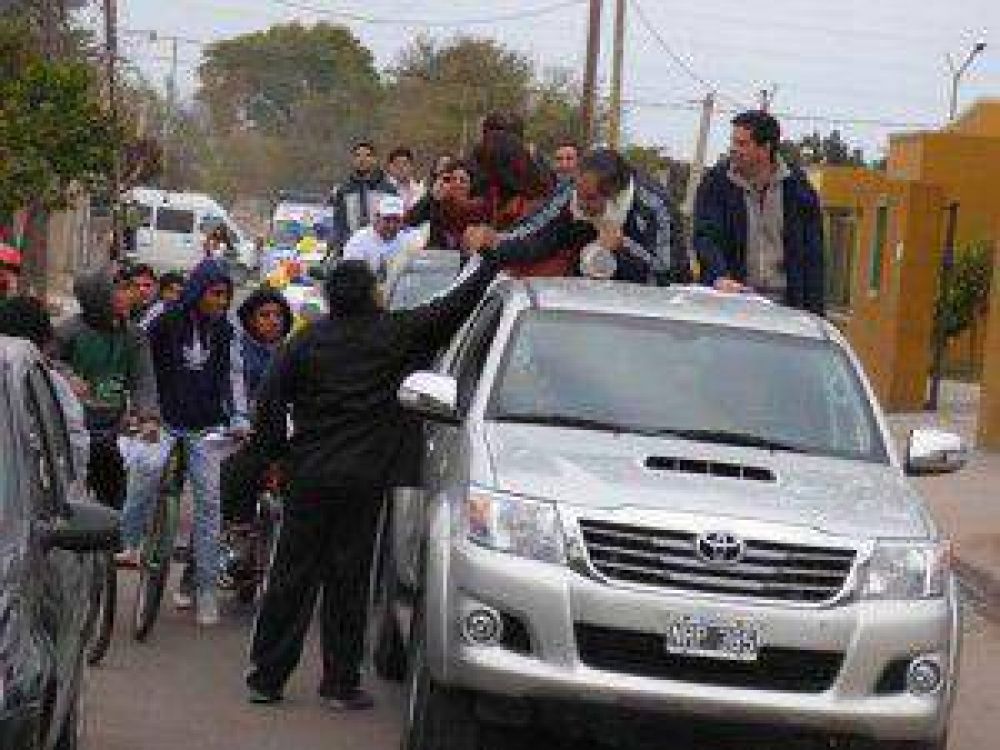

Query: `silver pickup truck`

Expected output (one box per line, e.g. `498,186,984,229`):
371,280,966,750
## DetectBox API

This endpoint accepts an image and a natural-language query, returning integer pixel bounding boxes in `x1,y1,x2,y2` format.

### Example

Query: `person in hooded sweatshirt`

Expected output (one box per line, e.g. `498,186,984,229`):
219,286,293,525
245,254,499,710
327,141,398,254
56,267,160,510
126,257,249,627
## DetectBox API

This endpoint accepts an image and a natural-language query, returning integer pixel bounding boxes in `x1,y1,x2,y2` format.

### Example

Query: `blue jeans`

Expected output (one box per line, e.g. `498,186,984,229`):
119,430,230,592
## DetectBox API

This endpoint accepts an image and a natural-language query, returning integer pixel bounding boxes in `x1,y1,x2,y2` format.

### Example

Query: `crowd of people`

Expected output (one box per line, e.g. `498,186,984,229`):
0,107,826,712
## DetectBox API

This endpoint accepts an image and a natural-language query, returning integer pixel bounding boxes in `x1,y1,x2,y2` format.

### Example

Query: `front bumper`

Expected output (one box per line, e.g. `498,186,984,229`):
431,541,959,743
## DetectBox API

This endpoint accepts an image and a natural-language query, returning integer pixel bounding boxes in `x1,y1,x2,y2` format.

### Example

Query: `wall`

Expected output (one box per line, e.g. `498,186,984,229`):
811,166,945,411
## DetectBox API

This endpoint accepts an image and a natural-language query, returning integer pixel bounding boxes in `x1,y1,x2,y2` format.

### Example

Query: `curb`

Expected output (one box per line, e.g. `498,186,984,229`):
955,558,1000,624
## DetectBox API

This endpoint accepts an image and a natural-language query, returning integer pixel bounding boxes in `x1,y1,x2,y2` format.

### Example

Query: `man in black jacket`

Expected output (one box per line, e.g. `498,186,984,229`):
693,110,825,315
328,141,398,253
245,256,498,710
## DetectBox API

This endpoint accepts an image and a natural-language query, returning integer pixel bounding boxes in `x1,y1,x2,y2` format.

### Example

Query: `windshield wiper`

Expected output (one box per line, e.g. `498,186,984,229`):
493,413,634,434
639,427,810,454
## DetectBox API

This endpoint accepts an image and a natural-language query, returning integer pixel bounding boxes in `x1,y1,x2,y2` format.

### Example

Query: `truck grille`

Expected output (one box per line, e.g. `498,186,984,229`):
578,519,856,603
575,624,842,693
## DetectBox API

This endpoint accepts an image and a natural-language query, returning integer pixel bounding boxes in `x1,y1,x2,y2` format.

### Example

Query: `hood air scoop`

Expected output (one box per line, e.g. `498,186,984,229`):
644,455,776,482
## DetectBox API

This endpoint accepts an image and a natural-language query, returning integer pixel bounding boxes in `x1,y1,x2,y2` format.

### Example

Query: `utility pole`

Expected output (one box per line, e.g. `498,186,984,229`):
947,42,987,122
104,0,121,261
608,0,626,149
681,92,715,219
581,0,603,146
758,84,777,112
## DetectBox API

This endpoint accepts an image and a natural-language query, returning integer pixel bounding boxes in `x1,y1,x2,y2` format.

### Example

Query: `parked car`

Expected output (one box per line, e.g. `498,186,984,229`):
386,249,462,311
373,281,966,750
0,336,119,749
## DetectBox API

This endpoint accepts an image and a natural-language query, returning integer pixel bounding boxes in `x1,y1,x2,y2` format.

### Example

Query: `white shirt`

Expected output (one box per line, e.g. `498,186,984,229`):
341,226,419,279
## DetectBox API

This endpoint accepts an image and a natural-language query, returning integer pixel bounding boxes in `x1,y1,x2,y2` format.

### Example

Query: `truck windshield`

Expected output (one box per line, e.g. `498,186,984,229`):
488,311,888,464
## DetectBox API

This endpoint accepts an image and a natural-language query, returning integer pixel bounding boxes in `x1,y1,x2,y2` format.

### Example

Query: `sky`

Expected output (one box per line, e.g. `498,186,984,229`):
98,0,1000,162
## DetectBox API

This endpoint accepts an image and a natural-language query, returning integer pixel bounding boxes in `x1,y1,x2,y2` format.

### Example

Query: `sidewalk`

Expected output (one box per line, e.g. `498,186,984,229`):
888,381,1000,606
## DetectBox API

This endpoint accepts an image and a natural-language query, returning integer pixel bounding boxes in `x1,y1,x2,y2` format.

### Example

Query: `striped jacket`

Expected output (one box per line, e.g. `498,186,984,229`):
491,177,692,285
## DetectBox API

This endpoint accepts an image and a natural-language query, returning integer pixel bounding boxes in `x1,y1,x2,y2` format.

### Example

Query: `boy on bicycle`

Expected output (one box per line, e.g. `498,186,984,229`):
133,257,248,626
55,267,160,510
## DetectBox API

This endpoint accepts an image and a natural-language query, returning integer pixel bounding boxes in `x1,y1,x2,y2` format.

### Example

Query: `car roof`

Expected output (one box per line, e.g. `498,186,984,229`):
397,249,462,273
498,279,830,340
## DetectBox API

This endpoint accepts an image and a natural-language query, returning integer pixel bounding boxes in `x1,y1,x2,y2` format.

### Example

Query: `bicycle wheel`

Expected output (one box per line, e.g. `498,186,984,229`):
87,551,116,665
132,443,183,642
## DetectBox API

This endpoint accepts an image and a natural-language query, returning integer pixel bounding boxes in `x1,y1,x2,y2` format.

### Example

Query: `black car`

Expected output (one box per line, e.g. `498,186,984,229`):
0,336,119,749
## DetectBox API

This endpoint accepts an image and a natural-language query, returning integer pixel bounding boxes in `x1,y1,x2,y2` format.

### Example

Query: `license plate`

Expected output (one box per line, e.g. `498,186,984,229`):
665,616,760,662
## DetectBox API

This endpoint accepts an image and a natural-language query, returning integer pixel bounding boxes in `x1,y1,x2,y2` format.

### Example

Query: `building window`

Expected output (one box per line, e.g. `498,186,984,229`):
823,208,858,311
869,203,889,293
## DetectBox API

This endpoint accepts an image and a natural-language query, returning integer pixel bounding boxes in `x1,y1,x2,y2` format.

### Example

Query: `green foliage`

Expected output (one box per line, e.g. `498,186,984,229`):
937,241,994,341
197,22,381,136
780,130,866,168
0,15,117,214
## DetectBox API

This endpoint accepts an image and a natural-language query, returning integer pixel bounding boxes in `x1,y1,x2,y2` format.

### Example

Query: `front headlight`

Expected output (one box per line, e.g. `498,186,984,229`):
861,540,951,600
463,486,566,564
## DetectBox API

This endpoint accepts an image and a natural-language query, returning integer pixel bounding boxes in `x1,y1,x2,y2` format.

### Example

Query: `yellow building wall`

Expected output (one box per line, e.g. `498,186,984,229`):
812,166,945,411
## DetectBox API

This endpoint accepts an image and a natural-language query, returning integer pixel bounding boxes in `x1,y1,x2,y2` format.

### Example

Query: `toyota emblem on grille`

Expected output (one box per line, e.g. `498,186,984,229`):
695,531,746,565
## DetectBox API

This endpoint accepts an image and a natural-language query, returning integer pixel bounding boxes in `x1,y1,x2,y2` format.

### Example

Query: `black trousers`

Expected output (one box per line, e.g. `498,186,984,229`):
87,436,125,510
220,441,268,524
247,487,383,697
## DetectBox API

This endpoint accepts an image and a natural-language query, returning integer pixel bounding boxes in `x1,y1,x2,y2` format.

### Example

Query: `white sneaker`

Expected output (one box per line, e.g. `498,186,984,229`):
196,589,220,627
173,590,194,610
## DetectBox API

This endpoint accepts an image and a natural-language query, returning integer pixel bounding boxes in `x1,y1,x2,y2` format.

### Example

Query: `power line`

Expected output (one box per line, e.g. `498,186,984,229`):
629,0,746,108
623,97,937,130
265,0,588,27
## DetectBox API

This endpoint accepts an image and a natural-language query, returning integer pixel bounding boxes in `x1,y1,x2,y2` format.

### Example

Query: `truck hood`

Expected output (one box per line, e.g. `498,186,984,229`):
482,422,931,539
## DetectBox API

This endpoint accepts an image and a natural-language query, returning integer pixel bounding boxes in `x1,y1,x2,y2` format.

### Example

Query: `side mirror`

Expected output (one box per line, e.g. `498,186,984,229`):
905,429,969,476
398,372,459,424
39,501,120,553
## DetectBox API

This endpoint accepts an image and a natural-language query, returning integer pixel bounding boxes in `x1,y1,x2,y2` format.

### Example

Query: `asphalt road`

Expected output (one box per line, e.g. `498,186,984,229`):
85,569,1000,750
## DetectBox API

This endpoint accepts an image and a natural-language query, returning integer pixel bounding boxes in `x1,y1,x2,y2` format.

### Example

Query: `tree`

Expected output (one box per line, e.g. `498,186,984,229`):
937,240,993,341
197,22,381,136
0,14,117,216
780,129,866,168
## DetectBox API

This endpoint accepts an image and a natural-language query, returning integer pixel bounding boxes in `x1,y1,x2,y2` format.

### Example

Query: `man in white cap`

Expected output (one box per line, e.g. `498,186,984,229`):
340,195,416,281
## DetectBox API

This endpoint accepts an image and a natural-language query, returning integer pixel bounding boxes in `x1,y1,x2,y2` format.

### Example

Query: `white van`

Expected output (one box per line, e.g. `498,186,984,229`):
125,188,258,274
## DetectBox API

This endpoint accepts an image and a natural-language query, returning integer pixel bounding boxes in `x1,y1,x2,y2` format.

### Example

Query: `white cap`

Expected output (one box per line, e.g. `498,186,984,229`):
376,195,406,218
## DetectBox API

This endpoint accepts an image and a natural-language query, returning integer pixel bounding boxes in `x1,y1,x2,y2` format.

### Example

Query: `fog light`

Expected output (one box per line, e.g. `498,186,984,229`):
907,657,943,695
461,608,503,645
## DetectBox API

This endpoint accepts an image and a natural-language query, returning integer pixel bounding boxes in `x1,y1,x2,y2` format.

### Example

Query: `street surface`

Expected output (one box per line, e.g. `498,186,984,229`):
85,569,1000,750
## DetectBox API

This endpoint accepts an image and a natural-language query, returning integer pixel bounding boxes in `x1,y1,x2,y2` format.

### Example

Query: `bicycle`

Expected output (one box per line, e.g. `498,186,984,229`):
132,428,239,641
84,421,128,666
219,474,283,607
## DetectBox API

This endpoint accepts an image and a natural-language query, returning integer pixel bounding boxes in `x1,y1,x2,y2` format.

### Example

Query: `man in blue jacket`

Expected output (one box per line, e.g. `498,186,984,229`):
694,110,825,315
123,258,248,626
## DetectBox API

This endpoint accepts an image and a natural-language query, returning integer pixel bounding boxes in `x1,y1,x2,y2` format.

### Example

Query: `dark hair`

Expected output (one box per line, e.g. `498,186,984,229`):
122,263,156,281
323,260,379,316
159,271,185,290
388,146,414,163
237,286,294,338
481,110,525,140
731,110,781,158
473,130,553,203
353,140,376,155
0,295,54,349
578,148,632,196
